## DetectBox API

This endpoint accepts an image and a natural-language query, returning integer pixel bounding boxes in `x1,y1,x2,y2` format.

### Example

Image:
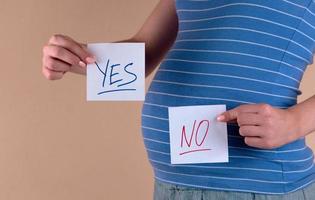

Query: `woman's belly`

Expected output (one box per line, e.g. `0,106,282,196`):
141,60,315,192
140,0,315,193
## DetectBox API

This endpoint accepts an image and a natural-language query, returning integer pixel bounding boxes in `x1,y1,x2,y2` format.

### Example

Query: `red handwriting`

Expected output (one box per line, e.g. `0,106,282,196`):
179,148,212,155
180,119,211,155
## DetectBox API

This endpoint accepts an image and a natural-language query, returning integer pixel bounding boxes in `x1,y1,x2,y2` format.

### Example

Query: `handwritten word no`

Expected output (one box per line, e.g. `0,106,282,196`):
95,59,138,95
180,119,211,155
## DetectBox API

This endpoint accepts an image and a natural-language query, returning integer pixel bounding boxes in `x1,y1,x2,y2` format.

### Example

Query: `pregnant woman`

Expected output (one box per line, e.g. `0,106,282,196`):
41,1,315,199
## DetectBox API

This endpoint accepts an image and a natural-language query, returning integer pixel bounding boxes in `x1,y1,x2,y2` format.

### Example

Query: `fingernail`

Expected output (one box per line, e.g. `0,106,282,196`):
86,56,96,63
217,115,225,121
79,61,86,68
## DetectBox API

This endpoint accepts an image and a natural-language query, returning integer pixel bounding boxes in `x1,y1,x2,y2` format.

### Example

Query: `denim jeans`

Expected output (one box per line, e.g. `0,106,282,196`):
153,179,315,200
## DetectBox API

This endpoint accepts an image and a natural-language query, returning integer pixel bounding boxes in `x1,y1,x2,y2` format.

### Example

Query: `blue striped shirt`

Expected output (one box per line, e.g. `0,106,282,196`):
141,0,315,194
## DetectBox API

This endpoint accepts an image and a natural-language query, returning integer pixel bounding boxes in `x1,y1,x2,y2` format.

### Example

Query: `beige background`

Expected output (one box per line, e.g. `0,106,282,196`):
0,0,315,199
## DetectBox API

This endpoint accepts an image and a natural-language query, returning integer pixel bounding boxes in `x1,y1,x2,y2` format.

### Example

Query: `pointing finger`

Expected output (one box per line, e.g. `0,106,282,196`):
217,107,239,122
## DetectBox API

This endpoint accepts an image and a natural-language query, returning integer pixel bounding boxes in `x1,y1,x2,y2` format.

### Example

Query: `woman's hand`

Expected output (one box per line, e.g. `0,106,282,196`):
42,34,96,80
217,103,301,149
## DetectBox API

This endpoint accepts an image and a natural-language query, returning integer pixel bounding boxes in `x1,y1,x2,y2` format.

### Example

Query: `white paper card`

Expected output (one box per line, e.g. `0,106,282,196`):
87,43,145,101
168,105,228,164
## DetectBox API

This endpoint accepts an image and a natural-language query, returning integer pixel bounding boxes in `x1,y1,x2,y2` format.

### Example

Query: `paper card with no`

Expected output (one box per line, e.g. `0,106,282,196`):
87,43,145,101
168,105,228,164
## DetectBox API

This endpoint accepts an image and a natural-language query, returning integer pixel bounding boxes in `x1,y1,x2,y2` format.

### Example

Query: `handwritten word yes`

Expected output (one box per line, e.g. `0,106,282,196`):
95,59,137,95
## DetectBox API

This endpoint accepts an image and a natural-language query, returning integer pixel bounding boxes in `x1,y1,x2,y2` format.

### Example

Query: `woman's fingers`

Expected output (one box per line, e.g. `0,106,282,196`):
42,34,95,80
43,44,82,67
43,56,71,72
237,112,262,126
239,125,263,137
244,137,266,149
48,34,95,64
42,66,64,80
69,65,86,75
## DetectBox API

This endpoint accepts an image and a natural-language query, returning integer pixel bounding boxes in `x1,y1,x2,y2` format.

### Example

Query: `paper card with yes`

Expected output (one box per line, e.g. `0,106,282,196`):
87,43,145,101
168,105,229,164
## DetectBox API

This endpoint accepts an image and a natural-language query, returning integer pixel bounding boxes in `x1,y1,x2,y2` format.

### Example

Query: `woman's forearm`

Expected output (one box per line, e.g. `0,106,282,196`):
115,0,178,77
130,0,178,77
288,94,315,138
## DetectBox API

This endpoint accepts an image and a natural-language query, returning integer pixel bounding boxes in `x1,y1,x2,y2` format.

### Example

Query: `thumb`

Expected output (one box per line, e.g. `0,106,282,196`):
80,43,96,64
217,108,239,122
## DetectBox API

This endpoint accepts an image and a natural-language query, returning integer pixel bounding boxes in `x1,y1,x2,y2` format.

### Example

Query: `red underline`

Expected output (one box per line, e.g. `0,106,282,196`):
179,148,212,155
